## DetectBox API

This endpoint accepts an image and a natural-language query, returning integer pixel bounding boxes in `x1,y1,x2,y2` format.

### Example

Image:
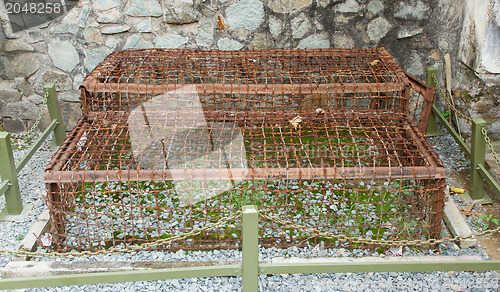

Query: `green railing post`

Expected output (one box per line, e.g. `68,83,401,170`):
242,205,258,292
426,67,442,136
0,132,24,218
43,83,65,150
470,118,487,201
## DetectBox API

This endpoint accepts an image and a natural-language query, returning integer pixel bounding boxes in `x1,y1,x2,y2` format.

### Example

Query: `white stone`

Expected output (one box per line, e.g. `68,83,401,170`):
333,33,354,48
397,27,424,39
137,19,152,33
96,9,122,23
124,35,154,49
217,37,244,50
297,34,330,49
269,15,283,39
93,0,120,11
73,74,84,90
367,17,392,43
59,91,81,103
367,0,384,14
291,14,311,39
126,0,162,17
50,22,79,34
78,7,92,27
4,101,40,120
101,25,130,34
405,52,424,76
83,27,104,44
48,41,80,73
268,0,312,14
226,0,264,31
394,1,430,20
4,40,34,52
196,23,214,47
85,47,112,71
163,7,200,24
12,53,41,78
316,0,330,8
335,0,360,13
155,34,189,49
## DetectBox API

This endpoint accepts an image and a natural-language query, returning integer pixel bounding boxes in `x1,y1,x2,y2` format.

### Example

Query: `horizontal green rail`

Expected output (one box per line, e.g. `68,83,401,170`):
432,104,471,157
0,180,9,195
0,260,498,290
15,120,58,173
0,264,242,290
259,260,500,275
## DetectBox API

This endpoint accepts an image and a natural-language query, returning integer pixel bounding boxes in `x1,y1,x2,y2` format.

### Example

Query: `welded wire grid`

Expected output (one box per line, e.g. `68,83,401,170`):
45,48,445,251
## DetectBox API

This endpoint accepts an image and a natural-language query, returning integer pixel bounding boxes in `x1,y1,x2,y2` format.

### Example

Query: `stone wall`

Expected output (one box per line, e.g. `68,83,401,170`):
0,0,497,137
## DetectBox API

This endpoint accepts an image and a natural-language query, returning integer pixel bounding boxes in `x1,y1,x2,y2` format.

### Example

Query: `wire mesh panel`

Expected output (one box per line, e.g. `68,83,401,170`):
45,48,445,251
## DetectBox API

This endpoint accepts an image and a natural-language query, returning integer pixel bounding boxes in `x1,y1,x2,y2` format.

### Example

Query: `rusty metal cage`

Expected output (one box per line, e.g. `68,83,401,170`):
45,48,445,251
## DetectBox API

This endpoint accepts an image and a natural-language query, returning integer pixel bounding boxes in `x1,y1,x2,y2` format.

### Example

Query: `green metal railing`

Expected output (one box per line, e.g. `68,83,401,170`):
0,206,499,291
0,83,65,220
425,67,500,203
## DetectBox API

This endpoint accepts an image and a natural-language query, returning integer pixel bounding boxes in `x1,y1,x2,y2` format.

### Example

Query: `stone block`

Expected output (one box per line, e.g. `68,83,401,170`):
59,91,81,103
163,7,200,24
83,27,104,44
333,33,355,48
126,0,162,17
48,41,80,73
3,118,25,133
367,0,384,15
4,39,34,52
335,0,361,13
59,100,82,131
249,33,271,49
291,14,311,39
93,0,121,11
394,1,430,20
12,53,41,78
367,17,392,43
101,25,130,34
155,34,189,49
226,0,264,31
123,34,154,49
0,82,22,102
268,0,312,14
268,15,283,39
0,56,13,80
196,23,214,47
217,37,244,50
96,8,123,23
27,94,44,105
3,101,41,120
14,78,32,96
297,33,330,49
85,47,113,71
397,27,424,39
32,68,73,94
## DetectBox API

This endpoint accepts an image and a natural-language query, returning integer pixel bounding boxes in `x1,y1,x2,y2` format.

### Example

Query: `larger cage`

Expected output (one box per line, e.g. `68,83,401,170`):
45,48,446,251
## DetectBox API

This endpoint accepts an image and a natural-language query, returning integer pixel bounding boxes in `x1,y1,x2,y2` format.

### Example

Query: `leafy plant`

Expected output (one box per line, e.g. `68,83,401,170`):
478,214,499,230
442,110,452,121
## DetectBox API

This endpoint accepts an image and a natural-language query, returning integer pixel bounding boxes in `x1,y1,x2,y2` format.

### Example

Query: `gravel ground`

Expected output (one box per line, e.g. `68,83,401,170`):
0,129,498,291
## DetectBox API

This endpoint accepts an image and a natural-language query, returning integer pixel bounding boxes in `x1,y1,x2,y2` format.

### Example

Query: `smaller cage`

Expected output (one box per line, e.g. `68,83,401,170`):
45,48,445,251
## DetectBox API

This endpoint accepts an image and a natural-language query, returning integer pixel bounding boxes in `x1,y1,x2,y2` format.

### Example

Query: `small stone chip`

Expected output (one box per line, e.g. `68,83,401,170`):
370,59,381,66
289,115,303,128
